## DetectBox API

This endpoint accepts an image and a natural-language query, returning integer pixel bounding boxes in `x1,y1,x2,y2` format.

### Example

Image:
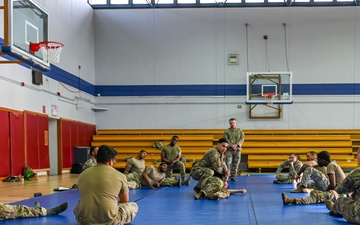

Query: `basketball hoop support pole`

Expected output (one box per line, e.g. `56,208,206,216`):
0,0,9,46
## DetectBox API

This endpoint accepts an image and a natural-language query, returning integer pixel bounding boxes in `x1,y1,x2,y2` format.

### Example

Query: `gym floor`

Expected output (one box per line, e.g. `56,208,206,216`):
0,174,349,225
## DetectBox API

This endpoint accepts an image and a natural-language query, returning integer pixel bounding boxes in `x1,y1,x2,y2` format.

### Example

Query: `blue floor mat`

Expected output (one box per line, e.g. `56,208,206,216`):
1,174,349,225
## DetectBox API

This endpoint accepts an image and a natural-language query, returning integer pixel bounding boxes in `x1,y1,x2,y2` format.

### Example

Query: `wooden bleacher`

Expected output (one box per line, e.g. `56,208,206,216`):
92,129,360,171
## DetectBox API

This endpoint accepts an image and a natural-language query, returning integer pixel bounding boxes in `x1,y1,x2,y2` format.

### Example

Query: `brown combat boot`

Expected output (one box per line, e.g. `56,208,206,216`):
282,192,296,205
325,200,334,210
291,185,306,193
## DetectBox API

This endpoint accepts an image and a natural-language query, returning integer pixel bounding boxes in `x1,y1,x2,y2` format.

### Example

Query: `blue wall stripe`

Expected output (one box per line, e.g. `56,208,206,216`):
2,38,360,97
293,84,360,95
95,83,360,96
95,84,247,96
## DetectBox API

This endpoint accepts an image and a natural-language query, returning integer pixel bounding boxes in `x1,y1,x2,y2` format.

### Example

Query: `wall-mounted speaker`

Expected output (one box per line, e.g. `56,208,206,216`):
32,70,43,85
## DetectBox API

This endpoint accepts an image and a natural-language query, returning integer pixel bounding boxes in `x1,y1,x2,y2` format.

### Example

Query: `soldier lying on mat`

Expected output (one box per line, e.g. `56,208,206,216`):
0,201,68,220
126,162,191,189
194,170,246,200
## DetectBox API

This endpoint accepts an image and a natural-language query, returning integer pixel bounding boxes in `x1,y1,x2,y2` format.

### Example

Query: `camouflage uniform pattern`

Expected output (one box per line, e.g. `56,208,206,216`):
125,169,179,189
223,128,245,178
125,172,142,189
298,166,329,190
162,177,181,187
74,202,138,225
161,145,186,179
82,157,97,171
331,167,360,223
200,176,230,200
276,159,303,184
335,167,360,200
294,190,339,204
117,203,138,225
191,147,227,189
332,197,360,224
0,203,46,220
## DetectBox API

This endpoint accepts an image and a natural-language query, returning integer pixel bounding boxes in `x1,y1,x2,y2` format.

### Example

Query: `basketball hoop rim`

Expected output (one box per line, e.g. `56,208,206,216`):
263,92,277,98
30,41,64,53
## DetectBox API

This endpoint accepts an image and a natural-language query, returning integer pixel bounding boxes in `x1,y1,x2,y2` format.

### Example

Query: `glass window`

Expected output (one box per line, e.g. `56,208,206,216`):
245,0,264,3
295,0,310,2
178,0,196,4
132,0,150,4
225,0,242,3
89,0,107,4
268,0,284,2
157,0,174,4
111,0,129,3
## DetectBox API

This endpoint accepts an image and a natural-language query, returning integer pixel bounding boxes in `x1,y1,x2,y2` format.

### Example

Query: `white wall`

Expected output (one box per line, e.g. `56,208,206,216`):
1,3,359,130
0,0,96,124
93,7,360,129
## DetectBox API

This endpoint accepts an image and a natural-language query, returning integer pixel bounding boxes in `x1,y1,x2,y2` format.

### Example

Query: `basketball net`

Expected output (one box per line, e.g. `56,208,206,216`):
264,93,276,105
30,41,64,64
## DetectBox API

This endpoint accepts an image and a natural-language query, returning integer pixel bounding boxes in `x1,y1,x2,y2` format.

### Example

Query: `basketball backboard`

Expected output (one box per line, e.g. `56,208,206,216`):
246,72,293,104
1,0,49,71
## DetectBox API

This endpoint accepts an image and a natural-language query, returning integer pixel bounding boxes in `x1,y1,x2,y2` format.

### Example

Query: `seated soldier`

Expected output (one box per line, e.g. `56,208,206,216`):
82,146,99,171
273,153,302,184
291,151,328,193
191,138,230,194
74,145,138,225
325,148,360,222
155,136,187,182
282,151,346,205
124,150,148,175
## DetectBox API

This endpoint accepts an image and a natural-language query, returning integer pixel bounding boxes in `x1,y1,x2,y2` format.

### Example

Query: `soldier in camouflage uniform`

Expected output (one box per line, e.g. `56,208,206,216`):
126,163,183,189
160,136,187,182
223,118,245,181
282,151,345,205
274,153,303,184
82,146,98,171
291,151,345,193
0,201,68,220
75,145,138,225
194,174,246,200
190,138,230,195
326,149,360,223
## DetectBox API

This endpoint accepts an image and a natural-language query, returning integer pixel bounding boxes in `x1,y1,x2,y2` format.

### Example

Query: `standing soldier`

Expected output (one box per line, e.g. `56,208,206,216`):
223,118,245,181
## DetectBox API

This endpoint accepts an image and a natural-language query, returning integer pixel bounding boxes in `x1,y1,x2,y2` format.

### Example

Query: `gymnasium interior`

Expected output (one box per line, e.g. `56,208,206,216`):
1,0,360,224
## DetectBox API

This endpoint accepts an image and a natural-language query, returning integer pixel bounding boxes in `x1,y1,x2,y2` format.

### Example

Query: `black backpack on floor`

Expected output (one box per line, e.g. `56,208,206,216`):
71,163,83,174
